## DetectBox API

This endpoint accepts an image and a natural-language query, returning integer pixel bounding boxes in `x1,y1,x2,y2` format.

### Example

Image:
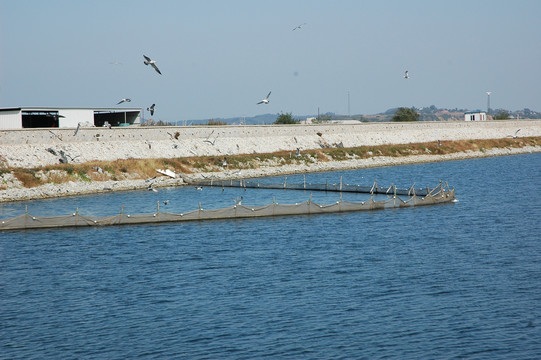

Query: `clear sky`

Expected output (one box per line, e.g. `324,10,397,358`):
1,0,540,122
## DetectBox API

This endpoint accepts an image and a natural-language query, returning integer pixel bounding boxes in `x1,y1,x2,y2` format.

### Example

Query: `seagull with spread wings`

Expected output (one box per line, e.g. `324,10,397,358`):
147,103,155,116
257,91,271,104
143,55,162,75
293,23,307,31
117,98,131,104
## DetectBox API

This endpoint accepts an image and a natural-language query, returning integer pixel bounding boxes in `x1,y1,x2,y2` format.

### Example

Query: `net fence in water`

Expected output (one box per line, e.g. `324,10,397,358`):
191,177,431,196
0,184,455,231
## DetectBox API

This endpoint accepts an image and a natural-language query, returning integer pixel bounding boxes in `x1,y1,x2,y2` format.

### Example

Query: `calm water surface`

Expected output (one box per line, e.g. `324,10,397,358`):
1,154,540,359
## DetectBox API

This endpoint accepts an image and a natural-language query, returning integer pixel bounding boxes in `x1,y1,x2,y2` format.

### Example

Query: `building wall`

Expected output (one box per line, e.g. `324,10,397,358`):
0,110,22,129
465,112,486,121
58,109,94,128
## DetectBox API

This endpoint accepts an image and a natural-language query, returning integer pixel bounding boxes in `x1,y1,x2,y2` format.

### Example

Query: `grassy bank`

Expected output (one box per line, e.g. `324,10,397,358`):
2,137,539,190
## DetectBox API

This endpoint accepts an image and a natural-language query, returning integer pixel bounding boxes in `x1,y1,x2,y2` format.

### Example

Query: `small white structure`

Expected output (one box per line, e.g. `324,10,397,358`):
464,111,487,121
0,107,142,129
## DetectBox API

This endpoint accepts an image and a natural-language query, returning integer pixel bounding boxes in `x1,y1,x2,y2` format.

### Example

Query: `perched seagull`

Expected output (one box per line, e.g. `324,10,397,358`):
147,103,155,116
292,23,307,31
257,91,271,104
117,98,131,104
404,70,409,79
143,55,162,75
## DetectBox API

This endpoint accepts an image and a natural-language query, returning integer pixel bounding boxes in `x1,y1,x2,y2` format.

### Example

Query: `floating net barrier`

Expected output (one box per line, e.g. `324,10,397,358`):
0,183,455,231
191,176,431,197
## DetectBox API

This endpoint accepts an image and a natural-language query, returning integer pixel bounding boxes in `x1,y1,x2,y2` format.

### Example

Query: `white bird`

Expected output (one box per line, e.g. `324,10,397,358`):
195,186,203,191
143,55,162,75
508,129,521,138
404,70,409,79
292,23,307,31
257,91,271,104
117,98,131,104
147,103,155,116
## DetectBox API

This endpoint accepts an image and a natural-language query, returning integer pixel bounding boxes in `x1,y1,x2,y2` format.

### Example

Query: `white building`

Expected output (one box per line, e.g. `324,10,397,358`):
464,111,487,121
0,107,142,129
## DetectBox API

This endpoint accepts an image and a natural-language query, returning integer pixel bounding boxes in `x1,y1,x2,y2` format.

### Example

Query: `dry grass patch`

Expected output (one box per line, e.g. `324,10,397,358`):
2,137,539,189
12,169,42,188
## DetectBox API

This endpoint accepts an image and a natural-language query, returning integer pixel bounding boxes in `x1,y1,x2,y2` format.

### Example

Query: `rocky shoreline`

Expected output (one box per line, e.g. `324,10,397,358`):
1,120,540,202
1,144,538,203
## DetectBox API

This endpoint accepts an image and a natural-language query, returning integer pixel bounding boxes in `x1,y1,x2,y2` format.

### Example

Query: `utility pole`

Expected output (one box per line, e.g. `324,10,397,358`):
347,91,350,118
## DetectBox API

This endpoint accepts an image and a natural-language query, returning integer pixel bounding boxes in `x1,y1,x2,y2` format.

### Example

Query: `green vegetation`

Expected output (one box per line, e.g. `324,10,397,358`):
206,119,228,126
493,110,510,120
274,112,298,124
392,107,420,122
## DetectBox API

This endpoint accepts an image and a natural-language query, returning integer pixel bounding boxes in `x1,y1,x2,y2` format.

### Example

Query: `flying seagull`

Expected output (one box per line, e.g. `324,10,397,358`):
147,103,155,116
117,98,131,104
257,91,271,104
143,55,162,75
508,129,521,138
404,70,409,79
292,23,307,31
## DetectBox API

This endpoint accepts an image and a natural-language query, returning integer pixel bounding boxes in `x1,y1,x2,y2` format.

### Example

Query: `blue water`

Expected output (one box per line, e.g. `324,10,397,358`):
1,154,540,359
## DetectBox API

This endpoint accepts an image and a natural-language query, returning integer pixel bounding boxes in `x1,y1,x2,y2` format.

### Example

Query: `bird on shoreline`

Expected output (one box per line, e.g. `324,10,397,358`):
143,55,162,75
147,103,155,116
117,98,131,105
257,91,271,104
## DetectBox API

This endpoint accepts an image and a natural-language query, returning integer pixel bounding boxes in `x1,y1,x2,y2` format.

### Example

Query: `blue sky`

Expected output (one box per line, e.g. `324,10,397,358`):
1,0,540,121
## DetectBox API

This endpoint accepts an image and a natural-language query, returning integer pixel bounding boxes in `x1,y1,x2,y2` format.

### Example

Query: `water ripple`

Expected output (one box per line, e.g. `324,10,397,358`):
1,154,540,359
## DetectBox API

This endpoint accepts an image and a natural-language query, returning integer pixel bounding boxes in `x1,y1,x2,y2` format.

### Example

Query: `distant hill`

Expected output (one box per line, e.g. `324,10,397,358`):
174,106,540,126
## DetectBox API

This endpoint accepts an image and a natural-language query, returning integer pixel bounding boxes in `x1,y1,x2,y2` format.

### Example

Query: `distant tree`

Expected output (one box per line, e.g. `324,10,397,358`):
274,112,298,124
392,107,420,122
206,119,228,126
493,110,510,120
141,119,173,126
